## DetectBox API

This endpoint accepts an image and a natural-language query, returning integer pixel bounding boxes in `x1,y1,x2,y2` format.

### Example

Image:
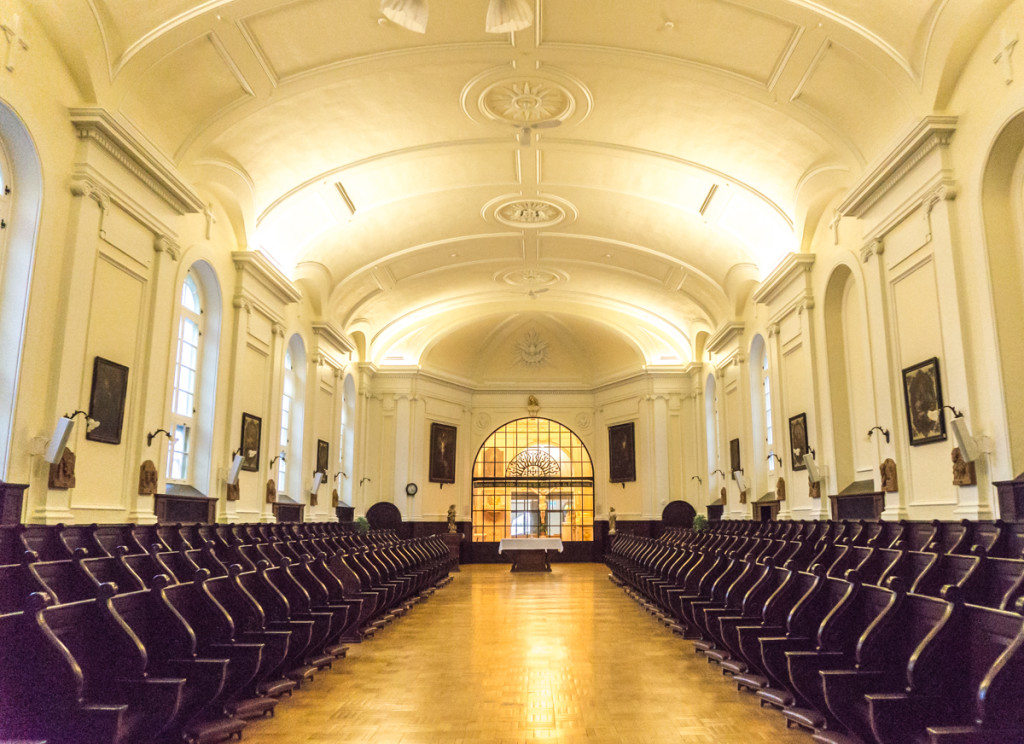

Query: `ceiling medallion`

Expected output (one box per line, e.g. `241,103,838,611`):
495,199,565,228
481,79,573,125
514,330,549,368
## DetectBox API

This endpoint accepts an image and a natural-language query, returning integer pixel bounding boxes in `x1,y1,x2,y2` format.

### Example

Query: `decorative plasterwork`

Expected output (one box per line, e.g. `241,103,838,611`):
751,253,815,306
461,66,593,128
706,321,745,355
481,79,573,124
496,199,565,227
312,321,354,355
497,266,568,289
232,250,302,313
483,194,578,228
514,330,549,368
69,108,205,215
70,166,177,242
837,115,957,219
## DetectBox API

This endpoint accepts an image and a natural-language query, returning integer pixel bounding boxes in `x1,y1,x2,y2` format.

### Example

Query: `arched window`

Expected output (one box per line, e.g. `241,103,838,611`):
705,373,718,475
339,373,355,504
471,417,594,542
763,353,775,473
278,334,306,495
750,335,774,477
167,273,203,482
0,107,43,478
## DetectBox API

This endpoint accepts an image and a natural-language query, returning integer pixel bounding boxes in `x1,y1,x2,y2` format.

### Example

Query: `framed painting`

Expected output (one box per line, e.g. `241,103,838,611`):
788,413,808,471
316,439,329,474
903,357,947,446
240,413,262,472
85,357,129,444
729,438,740,476
609,422,636,483
429,422,457,484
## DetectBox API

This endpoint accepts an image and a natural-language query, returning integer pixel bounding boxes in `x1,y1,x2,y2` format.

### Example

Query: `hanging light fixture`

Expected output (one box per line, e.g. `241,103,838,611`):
485,0,533,33
380,0,428,34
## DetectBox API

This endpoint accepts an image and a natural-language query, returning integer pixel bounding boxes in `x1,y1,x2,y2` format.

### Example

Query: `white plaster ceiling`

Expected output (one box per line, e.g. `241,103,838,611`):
31,0,1007,374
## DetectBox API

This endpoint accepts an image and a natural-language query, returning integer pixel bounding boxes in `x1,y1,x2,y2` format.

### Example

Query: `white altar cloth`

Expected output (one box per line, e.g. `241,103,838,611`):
497,538,564,553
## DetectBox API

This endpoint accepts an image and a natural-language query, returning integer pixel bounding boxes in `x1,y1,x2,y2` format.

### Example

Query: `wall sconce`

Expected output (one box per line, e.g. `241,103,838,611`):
690,475,703,486
227,449,244,485
867,426,890,444
733,470,747,492
269,451,285,468
804,452,824,483
43,410,99,464
360,477,372,486
710,468,726,479
944,406,990,462
766,453,782,467
146,428,172,447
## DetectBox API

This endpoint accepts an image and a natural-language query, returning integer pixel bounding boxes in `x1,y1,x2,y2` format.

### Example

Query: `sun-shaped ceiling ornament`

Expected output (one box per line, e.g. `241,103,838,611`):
498,200,564,226
485,195,577,229
460,68,592,129
481,80,572,124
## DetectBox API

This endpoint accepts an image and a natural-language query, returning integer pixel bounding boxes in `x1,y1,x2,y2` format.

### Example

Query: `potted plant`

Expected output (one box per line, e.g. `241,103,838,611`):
692,513,709,532
354,516,370,534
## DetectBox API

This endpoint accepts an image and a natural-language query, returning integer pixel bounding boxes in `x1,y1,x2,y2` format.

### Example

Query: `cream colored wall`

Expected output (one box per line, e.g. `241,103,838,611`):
7,0,1024,527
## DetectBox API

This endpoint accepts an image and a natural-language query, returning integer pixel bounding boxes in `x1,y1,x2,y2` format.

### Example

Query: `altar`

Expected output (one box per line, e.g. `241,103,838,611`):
497,538,564,572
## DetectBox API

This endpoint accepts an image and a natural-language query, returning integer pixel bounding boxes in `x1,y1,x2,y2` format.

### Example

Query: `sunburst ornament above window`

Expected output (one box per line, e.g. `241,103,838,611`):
515,330,549,368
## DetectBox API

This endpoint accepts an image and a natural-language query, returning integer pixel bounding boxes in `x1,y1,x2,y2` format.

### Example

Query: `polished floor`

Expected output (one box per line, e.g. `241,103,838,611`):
242,563,812,743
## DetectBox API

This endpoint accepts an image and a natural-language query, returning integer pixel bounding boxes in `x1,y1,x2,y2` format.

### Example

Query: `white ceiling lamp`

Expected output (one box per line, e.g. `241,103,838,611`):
485,0,533,33
380,0,428,34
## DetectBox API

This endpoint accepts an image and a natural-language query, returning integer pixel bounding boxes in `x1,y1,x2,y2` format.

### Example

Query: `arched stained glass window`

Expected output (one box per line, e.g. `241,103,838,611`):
471,417,594,543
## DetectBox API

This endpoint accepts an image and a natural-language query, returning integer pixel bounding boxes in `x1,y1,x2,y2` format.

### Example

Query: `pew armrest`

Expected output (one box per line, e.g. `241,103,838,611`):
866,692,947,744
926,725,1024,743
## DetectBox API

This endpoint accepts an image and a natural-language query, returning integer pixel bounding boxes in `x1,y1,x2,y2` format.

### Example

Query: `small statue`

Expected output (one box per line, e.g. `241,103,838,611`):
775,476,786,501
49,448,76,489
332,488,339,508
447,504,457,533
952,448,977,487
608,506,617,535
226,482,240,501
720,486,727,502
265,478,277,504
527,394,539,408
880,458,898,493
808,478,821,500
138,460,158,495
310,486,318,508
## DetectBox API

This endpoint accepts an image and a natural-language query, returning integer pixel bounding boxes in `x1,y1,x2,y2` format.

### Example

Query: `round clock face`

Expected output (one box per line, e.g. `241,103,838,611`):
405,482,418,496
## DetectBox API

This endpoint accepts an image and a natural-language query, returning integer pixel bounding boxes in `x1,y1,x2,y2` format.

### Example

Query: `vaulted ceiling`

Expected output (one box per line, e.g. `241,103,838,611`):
32,0,1009,374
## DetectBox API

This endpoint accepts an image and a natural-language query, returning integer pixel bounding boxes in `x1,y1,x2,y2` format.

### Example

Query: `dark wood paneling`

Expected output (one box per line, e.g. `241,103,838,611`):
0,481,27,525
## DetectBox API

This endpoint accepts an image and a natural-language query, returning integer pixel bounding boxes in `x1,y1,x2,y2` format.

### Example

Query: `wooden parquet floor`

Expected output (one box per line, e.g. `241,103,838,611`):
241,563,813,743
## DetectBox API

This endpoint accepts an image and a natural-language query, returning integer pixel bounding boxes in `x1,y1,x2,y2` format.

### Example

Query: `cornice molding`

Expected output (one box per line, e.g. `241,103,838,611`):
752,253,815,306
232,250,302,305
837,115,957,219
706,321,745,355
69,108,205,215
312,321,354,355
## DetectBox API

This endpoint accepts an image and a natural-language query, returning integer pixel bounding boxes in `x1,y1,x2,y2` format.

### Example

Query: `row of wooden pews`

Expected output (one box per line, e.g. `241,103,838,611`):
0,521,455,744
606,518,1024,743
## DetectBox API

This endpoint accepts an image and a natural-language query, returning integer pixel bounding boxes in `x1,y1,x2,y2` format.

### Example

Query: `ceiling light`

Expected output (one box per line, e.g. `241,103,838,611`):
485,0,533,33
380,0,428,34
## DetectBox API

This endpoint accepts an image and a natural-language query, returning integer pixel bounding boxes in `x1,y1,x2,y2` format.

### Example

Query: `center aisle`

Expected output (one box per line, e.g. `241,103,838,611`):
243,563,811,743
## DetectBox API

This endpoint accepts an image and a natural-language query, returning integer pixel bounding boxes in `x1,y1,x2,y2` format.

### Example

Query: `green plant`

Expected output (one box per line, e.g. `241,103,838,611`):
692,514,709,532
354,516,370,534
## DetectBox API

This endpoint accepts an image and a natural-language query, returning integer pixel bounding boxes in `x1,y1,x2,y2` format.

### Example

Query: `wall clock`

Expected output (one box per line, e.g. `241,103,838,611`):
405,482,418,496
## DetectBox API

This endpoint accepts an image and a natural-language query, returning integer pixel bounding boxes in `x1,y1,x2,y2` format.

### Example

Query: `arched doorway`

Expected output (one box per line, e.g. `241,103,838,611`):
471,417,594,543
